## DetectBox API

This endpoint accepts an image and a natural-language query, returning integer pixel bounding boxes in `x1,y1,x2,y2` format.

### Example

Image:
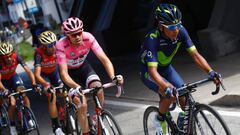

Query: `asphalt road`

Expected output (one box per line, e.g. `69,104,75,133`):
15,51,240,134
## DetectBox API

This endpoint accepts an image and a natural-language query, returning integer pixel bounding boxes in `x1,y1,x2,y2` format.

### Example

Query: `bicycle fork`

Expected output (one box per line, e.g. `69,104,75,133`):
93,95,110,135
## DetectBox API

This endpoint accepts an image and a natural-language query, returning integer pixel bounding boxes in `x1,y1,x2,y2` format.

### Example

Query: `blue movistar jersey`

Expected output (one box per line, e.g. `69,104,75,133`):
139,25,196,68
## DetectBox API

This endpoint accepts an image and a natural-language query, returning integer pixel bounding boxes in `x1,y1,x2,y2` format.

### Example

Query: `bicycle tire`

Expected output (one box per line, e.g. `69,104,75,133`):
0,106,11,134
22,106,40,135
193,104,231,135
99,109,123,135
65,104,81,135
143,106,174,135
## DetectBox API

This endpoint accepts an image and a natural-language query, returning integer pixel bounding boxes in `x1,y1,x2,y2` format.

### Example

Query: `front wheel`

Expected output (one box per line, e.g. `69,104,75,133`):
0,106,11,134
65,104,81,135
193,104,231,135
99,109,123,135
22,106,40,135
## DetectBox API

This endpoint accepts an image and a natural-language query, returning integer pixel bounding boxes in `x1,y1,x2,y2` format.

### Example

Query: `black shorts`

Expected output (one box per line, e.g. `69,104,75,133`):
68,61,100,88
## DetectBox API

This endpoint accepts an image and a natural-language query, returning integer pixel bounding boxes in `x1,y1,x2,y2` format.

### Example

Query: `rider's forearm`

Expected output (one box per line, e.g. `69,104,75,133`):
24,66,36,85
192,51,212,73
34,67,49,87
60,72,80,88
101,57,115,79
105,60,115,79
148,67,169,91
35,74,49,87
0,82,6,91
0,74,4,90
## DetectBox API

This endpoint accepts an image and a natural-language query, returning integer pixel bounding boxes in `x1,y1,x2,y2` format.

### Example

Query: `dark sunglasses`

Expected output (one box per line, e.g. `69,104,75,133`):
1,53,13,59
45,42,56,48
161,22,182,30
69,32,82,38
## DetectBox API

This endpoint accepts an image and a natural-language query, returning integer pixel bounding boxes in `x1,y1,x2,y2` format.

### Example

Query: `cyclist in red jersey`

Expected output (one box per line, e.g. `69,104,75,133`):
34,31,65,135
56,17,123,135
0,42,38,134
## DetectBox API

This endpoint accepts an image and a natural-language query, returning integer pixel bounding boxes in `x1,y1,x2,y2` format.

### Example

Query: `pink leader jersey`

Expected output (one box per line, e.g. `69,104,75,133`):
55,32,104,69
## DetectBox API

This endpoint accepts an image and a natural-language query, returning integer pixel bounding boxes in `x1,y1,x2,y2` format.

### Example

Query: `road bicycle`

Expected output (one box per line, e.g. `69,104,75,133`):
9,89,40,135
40,85,81,135
0,92,11,134
143,78,231,135
72,81,123,135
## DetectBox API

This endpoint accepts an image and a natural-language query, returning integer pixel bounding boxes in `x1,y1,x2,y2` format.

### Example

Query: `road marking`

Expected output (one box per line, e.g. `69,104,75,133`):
105,100,240,117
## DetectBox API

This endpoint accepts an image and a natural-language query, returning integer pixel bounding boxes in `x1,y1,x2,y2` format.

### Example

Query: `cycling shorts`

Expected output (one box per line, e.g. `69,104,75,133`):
140,64,184,93
68,61,100,88
1,74,24,92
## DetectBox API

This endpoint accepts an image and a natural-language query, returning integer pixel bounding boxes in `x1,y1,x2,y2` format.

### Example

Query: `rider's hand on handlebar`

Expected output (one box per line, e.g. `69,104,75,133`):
68,86,82,97
162,87,177,102
1,89,9,96
208,70,222,85
112,75,124,85
32,84,42,93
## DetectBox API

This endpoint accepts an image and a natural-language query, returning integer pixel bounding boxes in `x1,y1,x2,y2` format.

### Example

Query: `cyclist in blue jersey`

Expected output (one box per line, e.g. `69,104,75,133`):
139,4,222,134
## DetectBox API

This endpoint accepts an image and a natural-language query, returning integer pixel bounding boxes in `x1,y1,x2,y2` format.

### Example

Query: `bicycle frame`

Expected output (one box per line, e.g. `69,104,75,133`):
79,82,122,135
9,89,33,131
164,78,224,135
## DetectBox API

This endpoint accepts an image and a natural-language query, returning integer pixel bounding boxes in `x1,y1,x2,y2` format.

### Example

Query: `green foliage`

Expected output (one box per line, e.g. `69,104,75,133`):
16,41,34,61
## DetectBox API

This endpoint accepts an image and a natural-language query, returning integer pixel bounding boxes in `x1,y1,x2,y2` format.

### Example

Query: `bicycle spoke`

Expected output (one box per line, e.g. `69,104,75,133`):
194,104,231,135
100,110,122,135
199,110,217,135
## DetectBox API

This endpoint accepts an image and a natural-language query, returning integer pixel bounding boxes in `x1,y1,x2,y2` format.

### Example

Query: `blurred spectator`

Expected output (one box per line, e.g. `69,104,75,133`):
0,27,13,42
18,17,29,29
29,22,48,48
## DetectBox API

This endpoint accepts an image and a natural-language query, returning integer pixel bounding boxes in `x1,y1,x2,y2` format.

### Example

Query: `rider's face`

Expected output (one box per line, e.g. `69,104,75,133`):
67,31,83,45
1,53,14,65
163,27,179,41
43,43,56,56
159,22,181,41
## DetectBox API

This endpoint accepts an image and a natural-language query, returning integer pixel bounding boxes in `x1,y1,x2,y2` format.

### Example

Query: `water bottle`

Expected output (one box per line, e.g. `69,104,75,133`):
177,111,185,130
28,119,35,128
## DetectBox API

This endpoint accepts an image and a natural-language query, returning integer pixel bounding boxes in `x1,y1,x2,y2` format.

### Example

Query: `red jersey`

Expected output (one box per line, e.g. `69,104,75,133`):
0,52,26,79
34,47,57,74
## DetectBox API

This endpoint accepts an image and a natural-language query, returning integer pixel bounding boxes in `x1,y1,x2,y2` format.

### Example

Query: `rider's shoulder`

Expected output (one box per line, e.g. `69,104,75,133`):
145,29,161,40
82,31,95,42
56,36,69,48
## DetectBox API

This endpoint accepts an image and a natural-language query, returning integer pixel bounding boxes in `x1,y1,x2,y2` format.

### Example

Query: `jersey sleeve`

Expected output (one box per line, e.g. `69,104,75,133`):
55,40,67,65
17,54,27,67
144,37,159,67
89,33,105,55
179,26,196,53
34,51,42,67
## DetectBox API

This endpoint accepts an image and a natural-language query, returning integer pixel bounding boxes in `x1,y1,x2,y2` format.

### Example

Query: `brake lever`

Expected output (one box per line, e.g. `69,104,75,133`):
212,77,226,95
220,81,226,91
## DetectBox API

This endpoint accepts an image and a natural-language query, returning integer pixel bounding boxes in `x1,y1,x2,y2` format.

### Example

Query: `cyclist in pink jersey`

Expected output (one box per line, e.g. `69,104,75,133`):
56,17,123,135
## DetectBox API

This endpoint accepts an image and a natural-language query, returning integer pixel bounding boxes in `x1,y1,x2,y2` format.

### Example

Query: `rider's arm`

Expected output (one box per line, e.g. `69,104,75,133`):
189,49,213,73
90,33,115,79
23,65,36,86
17,54,36,86
33,51,49,88
180,27,213,73
0,74,6,91
34,67,49,89
94,51,115,80
148,66,172,95
59,63,80,88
